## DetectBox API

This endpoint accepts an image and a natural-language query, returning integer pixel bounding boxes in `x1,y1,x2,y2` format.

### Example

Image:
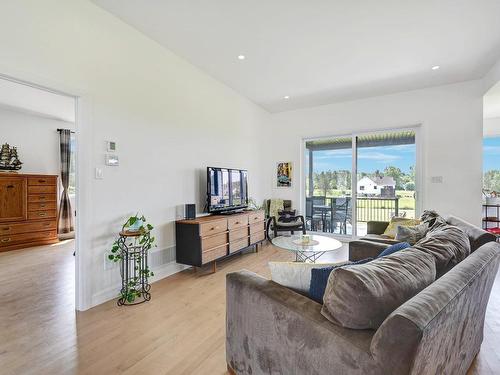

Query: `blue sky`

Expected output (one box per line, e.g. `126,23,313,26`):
312,144,416,173
483,137,500,172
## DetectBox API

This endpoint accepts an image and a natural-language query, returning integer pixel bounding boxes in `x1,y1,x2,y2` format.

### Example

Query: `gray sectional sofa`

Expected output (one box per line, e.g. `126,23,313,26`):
226,216,500,375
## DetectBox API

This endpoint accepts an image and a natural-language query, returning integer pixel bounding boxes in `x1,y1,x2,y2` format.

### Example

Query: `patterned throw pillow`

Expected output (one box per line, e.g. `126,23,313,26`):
377,242,411,257
395,222,429,245
382,217,421,238
278,209,296,223
309,258,373,303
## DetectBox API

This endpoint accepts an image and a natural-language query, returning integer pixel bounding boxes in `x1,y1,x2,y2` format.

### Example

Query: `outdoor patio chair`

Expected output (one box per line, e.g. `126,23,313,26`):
305,198,323,231
328,197,351,234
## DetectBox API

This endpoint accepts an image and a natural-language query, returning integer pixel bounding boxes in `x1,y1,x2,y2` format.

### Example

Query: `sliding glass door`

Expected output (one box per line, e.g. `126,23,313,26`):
304,129,417,237
355,131,416,236
305,136,353,235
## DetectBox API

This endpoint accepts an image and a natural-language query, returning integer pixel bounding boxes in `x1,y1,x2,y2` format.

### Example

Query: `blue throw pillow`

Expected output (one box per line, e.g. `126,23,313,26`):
309,258,372,304
377,242,411,258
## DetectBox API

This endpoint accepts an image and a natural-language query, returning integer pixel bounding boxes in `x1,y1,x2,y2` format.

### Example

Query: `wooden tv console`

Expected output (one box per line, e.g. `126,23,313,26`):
175,210,266,272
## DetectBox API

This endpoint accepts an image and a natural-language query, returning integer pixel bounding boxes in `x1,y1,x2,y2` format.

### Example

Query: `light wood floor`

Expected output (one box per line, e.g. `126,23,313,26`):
1,240,499,375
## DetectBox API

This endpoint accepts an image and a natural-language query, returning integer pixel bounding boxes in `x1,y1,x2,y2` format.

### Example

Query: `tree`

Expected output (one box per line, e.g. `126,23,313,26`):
484,170,500,192
314,171,333,196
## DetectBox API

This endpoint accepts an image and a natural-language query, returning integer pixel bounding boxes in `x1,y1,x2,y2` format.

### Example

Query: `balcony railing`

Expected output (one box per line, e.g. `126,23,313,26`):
356,197,399,222
306,196,400,234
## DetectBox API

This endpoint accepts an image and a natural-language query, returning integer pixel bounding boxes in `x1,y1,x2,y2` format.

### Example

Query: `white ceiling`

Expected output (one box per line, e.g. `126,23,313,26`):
92,0,500,113
0,78,75,122
484,81,500,119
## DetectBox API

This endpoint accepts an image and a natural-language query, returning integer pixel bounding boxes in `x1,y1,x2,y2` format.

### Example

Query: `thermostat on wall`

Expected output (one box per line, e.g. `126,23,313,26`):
106,141,117,152
105,154,119,166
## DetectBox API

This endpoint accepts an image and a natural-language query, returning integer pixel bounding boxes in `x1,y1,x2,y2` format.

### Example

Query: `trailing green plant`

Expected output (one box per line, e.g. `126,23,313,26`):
107,214,157,303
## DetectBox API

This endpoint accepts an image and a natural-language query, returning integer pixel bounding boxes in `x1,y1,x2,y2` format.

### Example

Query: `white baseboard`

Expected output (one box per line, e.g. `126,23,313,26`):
91,261,191,308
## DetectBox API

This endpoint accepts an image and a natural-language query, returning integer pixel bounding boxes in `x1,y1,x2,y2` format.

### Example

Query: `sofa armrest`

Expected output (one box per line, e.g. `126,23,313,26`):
226,270,377,375
445,215,497,252
367,221,389,235
349,240,389,261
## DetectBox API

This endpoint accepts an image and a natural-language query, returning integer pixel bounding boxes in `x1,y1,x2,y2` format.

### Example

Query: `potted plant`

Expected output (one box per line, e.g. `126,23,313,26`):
108,214,156,304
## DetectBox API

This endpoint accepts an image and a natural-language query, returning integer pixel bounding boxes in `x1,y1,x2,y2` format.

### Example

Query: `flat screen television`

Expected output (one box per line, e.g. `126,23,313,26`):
207,167,248,213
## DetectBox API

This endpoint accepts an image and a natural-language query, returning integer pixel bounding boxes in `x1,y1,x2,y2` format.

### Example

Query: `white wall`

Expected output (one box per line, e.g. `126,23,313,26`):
0,106,74,175
484,117,500,137
483,57,500,93
0,0,271,308
268,80,484,226
0,78,75,122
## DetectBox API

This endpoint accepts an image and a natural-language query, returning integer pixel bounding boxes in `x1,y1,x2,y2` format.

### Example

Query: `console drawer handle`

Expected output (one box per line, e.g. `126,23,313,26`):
1,238,11,243
2,227,10,231
39,213,47,217
40,204,46,208
38,179,46,183
6,185,14,188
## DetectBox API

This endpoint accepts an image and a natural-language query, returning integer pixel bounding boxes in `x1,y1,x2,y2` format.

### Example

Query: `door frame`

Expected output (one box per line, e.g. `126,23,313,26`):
301,124,422,240
0,70,93,311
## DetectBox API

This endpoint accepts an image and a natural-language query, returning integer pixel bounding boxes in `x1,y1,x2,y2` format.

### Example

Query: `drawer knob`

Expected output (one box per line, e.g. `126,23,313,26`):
2,227,10,231
1,238,11,243
40,204,46,208
38,179,46,183
39,213,47,217
6,185,14,189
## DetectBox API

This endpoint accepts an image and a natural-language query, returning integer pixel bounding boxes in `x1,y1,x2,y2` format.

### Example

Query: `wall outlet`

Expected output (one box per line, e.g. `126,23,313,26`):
431,176,443,183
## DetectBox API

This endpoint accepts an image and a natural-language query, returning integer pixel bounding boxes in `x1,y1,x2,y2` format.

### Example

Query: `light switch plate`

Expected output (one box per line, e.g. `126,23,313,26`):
95,167,104,179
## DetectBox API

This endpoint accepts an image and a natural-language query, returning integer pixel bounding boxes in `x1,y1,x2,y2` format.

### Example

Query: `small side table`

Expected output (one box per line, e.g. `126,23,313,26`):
117,230,152,306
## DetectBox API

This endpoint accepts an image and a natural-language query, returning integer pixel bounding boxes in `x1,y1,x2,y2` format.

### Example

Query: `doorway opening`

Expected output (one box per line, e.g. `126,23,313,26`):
0,75,80,309
482,80,500,233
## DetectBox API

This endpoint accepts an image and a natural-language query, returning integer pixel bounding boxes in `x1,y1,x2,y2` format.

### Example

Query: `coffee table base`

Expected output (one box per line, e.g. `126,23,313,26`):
295,251,327,263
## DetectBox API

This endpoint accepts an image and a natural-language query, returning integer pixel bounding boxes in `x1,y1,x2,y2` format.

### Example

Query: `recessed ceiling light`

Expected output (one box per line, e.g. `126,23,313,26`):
237,55,245,60
284,95,290,99
431,65,440,70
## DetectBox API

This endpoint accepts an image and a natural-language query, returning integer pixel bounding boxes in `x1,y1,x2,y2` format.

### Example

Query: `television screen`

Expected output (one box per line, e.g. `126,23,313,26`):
207,167,248,213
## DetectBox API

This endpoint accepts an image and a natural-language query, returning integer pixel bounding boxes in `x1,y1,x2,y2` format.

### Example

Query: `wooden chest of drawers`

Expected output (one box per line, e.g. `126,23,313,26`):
175,210,266,271
0,173,58,251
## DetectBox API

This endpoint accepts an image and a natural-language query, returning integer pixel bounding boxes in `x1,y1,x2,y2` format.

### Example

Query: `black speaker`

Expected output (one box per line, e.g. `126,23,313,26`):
185,204,196,220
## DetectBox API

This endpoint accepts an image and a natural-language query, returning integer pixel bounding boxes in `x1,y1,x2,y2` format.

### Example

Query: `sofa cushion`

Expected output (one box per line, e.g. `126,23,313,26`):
395,222,429,245
382,217,421,238
308,258,373,303
268,261,349,294
321,249,436,329
413,224,470,277
377,242,411,257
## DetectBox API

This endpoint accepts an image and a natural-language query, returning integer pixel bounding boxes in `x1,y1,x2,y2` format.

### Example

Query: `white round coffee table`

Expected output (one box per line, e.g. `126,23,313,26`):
271,234,342,262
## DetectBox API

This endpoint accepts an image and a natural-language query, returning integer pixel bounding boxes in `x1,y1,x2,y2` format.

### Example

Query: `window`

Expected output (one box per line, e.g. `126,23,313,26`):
305,129,417,237
483,137,500,192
